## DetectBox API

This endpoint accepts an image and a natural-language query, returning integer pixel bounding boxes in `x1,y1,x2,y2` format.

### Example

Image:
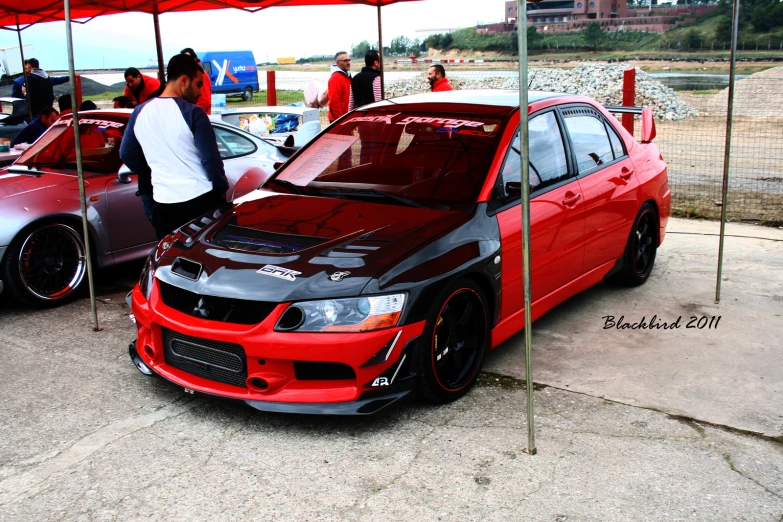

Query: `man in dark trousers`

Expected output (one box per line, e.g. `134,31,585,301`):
349,50,383,164
120,54,228,239
22,58,70,118
11,107,58,146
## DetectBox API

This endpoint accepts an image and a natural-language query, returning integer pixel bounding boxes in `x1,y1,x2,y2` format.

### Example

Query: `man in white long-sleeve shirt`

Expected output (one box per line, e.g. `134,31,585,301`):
120,54,228,239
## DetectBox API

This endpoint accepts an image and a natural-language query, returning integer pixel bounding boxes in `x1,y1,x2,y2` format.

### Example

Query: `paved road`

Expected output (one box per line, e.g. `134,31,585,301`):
0,218,781,521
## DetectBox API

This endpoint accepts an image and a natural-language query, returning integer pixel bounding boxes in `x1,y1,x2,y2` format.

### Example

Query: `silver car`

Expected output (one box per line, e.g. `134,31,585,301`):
0,109,291,307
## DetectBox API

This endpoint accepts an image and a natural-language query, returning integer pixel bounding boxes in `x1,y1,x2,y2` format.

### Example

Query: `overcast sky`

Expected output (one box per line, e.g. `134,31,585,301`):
0,0,509,71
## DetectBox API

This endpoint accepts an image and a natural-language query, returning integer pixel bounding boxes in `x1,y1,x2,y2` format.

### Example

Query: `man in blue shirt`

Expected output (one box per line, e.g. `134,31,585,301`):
120,54,227,239
11,107,59,146
12,59,69,117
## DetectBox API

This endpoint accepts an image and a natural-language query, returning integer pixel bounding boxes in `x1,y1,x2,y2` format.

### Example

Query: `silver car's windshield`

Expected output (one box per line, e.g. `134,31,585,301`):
16,115,126,174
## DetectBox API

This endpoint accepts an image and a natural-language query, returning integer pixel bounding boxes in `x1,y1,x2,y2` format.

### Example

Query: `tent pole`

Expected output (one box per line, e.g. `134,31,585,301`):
15,16,32,122
377,4,385,99
64,0,100,332
153,2,165,83
715,0,740,304
517,0,536,456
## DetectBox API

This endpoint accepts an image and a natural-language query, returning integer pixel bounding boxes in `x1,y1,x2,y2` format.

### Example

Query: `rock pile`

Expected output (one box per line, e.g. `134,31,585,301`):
385,63,698,121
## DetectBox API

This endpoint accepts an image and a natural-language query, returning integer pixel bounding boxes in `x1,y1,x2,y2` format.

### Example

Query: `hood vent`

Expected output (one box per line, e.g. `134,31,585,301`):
210,224,328,254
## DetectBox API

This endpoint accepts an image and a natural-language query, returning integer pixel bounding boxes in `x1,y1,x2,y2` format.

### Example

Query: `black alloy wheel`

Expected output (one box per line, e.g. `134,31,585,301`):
616,202,658,286
3,222,87,306
418,280,488,403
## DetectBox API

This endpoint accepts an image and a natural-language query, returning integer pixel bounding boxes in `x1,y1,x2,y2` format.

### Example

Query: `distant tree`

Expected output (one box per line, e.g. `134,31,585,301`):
390,36,412,54
682,29,703,50
583,22,604,51
351,40,371,59
510,26,540,53
714,15,733,43
426,34,442,49
420,38,429,52
440,33,454,49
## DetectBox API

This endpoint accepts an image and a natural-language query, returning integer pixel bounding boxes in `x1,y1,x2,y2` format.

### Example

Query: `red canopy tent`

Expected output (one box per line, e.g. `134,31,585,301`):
0,0,544,454
0,0,421,331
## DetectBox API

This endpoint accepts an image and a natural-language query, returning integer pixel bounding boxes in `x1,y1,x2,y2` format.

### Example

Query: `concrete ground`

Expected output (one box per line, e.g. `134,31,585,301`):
0,217,781,522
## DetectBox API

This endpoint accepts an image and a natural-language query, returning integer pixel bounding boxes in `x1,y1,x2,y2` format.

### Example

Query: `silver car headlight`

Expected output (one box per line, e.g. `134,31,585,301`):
275,294,406,333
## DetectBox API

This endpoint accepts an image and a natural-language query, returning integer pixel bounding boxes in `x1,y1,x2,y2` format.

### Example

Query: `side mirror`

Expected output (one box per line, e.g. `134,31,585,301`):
118,164,132,184
273,161,285,171
505,181,522,196
641,106,656,143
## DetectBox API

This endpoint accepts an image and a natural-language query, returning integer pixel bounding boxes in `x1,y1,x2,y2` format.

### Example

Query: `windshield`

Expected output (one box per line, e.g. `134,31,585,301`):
271,110,507,210
16,115,127,174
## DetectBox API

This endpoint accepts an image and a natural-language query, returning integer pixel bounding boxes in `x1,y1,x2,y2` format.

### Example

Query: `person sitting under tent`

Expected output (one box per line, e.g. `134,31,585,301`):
11,106,59,146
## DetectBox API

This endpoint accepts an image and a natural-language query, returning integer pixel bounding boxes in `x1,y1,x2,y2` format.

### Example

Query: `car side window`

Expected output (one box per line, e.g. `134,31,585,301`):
213,126,257,159
563,114,614,174
606,121,625,159
492,111,569,207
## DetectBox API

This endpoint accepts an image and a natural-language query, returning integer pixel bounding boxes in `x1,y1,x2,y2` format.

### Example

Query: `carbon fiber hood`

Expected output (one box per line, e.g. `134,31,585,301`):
154,192,467,303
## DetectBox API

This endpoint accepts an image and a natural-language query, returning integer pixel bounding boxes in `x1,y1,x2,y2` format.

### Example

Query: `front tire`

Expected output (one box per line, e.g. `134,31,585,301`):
242,86,253,102
616,202,658,286
2,222,87,307
417,279,489,403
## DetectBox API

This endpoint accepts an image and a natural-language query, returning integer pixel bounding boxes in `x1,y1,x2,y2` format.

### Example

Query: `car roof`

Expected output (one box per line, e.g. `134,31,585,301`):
365,90,563,111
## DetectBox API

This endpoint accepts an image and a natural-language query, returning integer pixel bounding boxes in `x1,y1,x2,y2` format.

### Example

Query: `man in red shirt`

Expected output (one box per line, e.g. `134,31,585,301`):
328,51,352,123
124,67,161,105
181,48,212,115
427,65,453,92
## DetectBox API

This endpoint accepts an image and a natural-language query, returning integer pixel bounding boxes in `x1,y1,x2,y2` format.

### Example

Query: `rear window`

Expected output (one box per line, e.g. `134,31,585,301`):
16,115,127,174
273,110,507,210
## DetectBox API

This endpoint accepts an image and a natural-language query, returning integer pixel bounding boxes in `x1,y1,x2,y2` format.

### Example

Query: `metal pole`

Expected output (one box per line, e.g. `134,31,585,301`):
64,0,100,331
715,0,740,304
377,4,385,99
517,0,536,456
15,16,32,122
153,3,165,84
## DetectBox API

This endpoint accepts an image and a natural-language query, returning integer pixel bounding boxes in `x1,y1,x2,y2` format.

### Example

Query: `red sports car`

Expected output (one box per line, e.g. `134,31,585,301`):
128,90,670,414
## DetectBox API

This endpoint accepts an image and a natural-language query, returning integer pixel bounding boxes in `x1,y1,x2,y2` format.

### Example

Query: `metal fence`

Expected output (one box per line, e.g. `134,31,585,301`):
85,65,783,225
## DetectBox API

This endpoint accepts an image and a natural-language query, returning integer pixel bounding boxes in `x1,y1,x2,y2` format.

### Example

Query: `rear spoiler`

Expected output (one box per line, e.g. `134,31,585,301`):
605,105,656,143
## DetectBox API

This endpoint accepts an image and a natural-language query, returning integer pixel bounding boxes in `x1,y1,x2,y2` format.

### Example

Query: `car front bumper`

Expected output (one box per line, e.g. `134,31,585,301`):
129,282,426,415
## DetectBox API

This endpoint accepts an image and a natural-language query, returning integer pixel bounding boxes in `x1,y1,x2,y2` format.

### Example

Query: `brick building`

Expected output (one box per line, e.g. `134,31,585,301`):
474,1,718,34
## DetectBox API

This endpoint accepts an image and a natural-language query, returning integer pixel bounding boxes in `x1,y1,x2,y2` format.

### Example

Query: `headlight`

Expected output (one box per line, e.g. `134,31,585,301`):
275,294,405,333
139,256,156,300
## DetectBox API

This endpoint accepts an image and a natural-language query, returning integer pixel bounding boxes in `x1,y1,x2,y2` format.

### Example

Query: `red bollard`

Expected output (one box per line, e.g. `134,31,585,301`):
267,70,276,106
622,68,635,135
75,74,83,111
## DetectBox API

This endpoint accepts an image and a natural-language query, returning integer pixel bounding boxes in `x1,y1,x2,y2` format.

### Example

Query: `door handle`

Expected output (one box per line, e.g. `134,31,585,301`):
620,167,634,180
562,193,581,206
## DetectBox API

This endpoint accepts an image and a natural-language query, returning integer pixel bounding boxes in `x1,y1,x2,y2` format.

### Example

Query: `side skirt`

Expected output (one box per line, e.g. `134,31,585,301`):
490,257,619,349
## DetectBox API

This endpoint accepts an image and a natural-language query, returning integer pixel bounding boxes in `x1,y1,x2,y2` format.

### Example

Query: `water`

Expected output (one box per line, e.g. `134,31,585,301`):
649,73,748,91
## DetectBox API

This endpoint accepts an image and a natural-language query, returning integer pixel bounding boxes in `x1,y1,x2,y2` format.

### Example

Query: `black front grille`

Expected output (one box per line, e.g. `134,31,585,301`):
210,224,328,254
159,281,277,325
163,328,247,388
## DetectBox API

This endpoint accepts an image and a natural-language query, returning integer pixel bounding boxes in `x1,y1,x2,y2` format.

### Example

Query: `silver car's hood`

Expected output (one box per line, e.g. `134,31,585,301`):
0,169,77,200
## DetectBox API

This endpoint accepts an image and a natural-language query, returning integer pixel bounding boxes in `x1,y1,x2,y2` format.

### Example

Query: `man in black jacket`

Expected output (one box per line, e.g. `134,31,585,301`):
24,58,69,118
349,50,383,164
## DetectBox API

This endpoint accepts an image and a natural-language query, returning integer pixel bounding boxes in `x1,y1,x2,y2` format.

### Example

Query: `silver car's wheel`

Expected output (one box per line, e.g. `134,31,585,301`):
5,223,87,306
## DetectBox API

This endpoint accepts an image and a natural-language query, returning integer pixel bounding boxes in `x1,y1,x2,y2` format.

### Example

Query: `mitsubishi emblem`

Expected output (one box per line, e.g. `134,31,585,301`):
192,297,211,318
